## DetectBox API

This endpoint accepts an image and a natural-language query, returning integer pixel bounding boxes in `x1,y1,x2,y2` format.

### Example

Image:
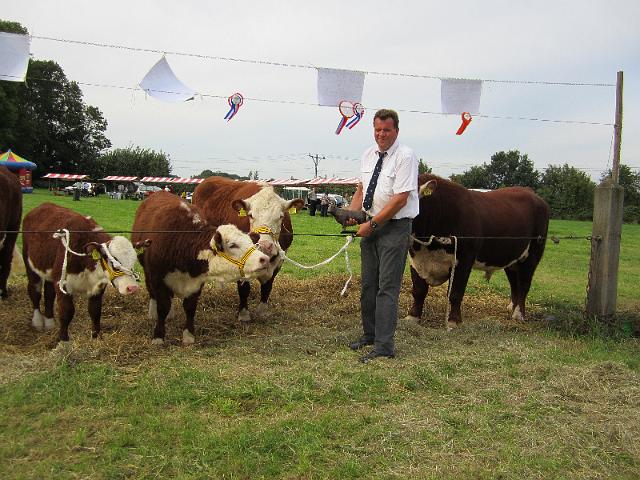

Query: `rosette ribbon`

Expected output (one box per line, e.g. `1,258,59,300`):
346,103,365,129
456,112,472,135
335,100,355,135
224,92,244,121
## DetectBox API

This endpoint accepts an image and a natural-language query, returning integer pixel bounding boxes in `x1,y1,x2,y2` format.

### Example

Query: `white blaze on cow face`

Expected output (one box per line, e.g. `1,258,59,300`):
197,224,269,283
103,236,140,295
232,186,304,258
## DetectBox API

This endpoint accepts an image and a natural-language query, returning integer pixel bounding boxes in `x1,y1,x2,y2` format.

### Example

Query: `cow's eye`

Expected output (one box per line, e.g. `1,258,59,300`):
228,243,238,249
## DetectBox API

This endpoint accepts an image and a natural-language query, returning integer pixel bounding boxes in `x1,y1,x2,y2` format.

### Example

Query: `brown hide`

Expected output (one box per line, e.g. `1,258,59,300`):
22,203,112,284
192,176,294,250
132,191,217,284
0,166,22,298
409,174,549,325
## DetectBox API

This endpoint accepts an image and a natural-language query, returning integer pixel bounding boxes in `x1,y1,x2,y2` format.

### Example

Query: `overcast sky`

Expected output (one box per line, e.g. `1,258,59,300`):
4,1,639,181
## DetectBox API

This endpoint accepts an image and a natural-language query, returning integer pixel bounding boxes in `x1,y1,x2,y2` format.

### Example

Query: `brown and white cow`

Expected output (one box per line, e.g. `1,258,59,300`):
0,166,22,300
192,177,304,323
132,191,270,345
408,174,549,329
22,203,143,342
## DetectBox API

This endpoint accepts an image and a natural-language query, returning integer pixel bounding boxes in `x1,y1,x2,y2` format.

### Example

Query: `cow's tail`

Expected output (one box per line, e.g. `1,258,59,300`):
11,245,25,275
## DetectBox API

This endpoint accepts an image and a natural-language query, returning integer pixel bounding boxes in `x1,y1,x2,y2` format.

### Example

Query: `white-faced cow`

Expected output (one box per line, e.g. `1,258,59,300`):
407,174,549,329
192,177,304,323
131,191,270,345
22,203,143,342
0,166,22,300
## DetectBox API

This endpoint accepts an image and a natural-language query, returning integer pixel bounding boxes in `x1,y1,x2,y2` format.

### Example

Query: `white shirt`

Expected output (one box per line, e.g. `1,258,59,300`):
360,139,419,219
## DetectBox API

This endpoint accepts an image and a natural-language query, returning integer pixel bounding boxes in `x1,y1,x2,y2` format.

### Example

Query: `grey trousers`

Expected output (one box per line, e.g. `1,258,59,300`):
360,218,412,355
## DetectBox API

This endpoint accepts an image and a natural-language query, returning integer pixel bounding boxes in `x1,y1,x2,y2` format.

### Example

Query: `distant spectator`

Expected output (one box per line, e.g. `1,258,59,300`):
308,188,318,216
320,192,330,217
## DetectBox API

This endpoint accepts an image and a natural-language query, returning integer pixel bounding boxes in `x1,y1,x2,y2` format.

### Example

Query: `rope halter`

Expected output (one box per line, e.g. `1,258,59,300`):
252,225,277,239
212,244,258,278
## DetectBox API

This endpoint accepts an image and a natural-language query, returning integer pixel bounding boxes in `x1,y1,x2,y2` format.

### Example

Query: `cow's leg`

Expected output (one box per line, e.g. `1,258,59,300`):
42,281,57,331
255,268,279,319
181,286,202,345
446,257,474,330
513,261,538,322
56,292,75,343
152,284,173,345
87,289,106,338
504,268,519,316
0,233,17,299
406,266,429,321
25,265,44,331
236,280,251,323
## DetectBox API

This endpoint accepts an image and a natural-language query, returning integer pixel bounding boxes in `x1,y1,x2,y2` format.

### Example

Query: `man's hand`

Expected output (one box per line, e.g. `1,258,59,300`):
356,221,373,237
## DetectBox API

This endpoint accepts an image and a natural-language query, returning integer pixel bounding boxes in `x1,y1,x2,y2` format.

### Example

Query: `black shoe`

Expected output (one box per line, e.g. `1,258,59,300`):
360,349,395,364
349,338,374,351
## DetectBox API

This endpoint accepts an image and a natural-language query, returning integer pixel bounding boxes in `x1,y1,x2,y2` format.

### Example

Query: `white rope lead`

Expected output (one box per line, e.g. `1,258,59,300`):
52,229,87,295
281,235,355,296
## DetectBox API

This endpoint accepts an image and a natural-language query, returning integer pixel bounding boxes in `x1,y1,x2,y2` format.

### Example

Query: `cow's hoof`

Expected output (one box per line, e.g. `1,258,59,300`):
238,308,251,323
446,321,458,331
53,340,71,353
511,306,524,322
507,301,514,313
32,310,45,331
182,329,195,345
404,315,421,322
254,302,268,319
44,317,56,331
151,337,164,346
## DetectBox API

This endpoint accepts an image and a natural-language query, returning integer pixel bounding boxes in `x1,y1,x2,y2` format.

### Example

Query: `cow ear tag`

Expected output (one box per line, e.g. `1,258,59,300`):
423,186,433,196
289,207,297,214
238,208,247,217
91,250,101,261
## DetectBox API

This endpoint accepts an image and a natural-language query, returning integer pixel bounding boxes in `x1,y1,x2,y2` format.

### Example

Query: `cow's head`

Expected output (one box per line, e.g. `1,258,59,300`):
85,236,146,295
198,224,269,283
231,186,304,258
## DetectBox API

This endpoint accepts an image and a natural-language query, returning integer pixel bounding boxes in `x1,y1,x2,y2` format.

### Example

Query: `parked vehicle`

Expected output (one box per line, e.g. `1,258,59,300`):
64,182,95,196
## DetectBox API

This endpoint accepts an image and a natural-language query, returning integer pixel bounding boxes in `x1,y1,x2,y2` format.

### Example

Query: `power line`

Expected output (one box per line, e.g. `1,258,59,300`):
32,35,616,87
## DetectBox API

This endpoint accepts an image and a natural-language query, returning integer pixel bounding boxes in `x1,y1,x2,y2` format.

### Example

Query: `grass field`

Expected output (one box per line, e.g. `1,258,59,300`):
0,189,638,479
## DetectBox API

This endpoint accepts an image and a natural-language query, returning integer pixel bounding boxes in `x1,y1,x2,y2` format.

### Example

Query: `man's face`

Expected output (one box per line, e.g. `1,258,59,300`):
374,117,399,152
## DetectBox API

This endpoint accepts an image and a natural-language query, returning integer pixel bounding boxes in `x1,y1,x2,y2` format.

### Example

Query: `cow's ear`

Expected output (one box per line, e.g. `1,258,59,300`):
84,242,102,260
213,230,224,252
231,199,249,216
419,180,437,198
286,198,305,213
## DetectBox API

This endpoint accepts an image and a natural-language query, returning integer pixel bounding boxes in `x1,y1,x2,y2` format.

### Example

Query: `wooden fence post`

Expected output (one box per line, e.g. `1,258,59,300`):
585,71,624,318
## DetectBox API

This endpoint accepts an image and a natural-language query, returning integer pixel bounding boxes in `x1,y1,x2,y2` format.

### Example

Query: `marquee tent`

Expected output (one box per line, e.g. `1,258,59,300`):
0,149,37,193
42,173,89,180
100,176,139,182
140,176,204,184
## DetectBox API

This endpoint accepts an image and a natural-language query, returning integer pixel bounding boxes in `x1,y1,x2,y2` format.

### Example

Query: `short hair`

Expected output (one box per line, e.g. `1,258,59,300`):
374,109,399,129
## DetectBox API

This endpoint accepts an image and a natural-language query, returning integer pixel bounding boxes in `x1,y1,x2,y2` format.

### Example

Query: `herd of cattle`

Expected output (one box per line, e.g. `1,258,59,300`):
0,165,549,345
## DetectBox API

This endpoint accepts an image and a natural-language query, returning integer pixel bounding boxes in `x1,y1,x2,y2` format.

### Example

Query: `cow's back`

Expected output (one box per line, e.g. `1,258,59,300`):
23,203,110,277
0,166,22,233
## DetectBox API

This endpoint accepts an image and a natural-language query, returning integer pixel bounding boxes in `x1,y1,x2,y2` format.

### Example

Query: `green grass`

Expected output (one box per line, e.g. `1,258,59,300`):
2,188,637,479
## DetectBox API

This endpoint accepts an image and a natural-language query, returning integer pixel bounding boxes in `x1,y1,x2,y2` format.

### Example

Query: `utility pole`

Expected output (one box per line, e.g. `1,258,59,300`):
308,153,325,178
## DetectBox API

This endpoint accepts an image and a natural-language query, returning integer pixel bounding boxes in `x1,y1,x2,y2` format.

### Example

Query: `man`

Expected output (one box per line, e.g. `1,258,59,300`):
320,192,330,217
347,109,419,363
308,187,318,216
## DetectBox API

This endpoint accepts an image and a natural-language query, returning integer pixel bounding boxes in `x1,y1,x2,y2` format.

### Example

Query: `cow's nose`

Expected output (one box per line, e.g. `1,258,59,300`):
259,255,268,266
127,285,139,294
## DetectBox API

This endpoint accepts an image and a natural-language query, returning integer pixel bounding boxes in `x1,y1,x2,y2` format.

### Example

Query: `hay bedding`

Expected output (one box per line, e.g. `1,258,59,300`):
0,273,525,368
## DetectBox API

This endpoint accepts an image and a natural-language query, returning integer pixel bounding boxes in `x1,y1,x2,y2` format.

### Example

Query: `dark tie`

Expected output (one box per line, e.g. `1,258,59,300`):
362,151,387,211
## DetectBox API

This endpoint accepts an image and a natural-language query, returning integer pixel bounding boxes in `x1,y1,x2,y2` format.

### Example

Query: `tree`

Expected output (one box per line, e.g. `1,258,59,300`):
538,164,596,220
0,20,111,177
450,150,539,190
601,164,640,207
90,146,171,179
193,169,248,181
418,158,432,175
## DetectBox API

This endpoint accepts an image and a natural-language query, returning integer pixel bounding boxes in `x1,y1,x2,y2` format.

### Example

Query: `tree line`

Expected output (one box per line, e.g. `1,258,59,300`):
448,150,640,223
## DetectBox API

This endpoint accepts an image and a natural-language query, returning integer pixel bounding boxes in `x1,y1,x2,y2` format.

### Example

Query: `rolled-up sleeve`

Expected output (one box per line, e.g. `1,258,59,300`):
392,149,418,194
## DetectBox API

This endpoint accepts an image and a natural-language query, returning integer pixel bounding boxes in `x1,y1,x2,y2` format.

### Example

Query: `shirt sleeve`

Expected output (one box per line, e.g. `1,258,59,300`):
392,148,419,194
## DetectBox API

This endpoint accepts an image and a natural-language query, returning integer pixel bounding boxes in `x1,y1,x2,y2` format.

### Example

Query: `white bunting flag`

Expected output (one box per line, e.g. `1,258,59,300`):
317,68,365,107
139,56,196,103
441,78,483,114
0,32,31,82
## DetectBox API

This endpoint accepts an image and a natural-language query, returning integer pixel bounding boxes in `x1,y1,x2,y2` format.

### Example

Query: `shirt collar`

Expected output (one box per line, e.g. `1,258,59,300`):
375,138,400,157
